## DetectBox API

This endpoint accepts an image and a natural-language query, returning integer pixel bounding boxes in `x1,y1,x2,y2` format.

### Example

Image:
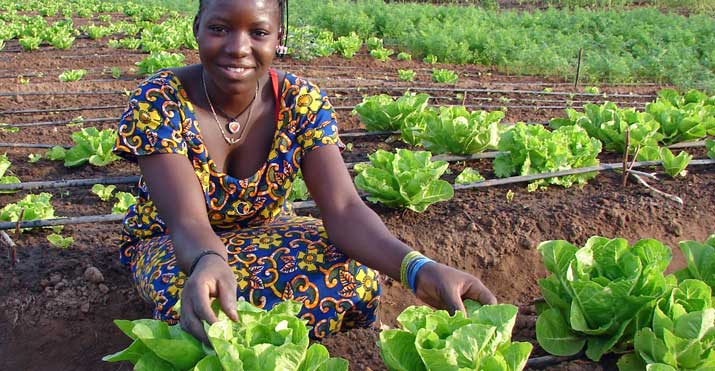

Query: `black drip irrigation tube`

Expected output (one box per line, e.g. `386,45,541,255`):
0,105,125,115
0,86,655,99
0,152,497,192
3,102,645,129
0,97,647,117
3,158,713,230
1,116,117,128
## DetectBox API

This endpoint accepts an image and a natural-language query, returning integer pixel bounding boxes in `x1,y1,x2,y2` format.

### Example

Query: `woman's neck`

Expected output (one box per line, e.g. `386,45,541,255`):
204,71,268,116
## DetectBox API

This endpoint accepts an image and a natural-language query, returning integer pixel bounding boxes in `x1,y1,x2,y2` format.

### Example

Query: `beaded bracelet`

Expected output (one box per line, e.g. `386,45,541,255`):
188,250,226,276
400,251,423,290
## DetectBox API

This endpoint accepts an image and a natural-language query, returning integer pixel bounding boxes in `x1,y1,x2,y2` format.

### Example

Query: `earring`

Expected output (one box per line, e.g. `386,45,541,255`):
275,45,288,57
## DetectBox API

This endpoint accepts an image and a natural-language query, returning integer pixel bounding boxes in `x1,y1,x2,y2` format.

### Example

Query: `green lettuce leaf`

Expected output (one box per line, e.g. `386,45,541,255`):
354,148,454,212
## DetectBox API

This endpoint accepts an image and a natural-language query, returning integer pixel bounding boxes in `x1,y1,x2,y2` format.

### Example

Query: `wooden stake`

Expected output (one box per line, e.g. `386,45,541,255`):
1,231,18,266
574,48,583,88
622,128,631,187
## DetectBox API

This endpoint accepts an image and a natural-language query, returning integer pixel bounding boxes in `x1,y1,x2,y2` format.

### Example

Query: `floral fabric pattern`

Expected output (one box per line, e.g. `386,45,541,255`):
113,70,379,339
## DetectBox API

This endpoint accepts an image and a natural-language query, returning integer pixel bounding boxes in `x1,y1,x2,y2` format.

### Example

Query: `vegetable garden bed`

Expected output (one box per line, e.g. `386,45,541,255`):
2,7,715,371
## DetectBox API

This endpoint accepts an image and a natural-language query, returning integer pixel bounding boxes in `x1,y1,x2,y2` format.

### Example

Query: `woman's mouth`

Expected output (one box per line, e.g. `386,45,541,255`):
221,65,254,79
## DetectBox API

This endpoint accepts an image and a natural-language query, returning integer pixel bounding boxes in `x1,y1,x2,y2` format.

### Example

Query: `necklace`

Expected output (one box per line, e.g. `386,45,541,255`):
201,71,259,145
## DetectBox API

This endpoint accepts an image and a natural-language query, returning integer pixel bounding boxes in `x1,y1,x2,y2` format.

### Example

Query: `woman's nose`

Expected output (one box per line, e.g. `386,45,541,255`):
224,31,251,57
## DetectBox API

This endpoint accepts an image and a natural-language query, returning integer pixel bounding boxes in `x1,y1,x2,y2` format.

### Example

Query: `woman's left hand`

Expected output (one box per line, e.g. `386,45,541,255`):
413,262,497,314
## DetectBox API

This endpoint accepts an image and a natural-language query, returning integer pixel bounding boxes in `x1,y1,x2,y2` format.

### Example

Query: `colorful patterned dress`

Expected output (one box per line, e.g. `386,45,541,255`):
113,69,380,339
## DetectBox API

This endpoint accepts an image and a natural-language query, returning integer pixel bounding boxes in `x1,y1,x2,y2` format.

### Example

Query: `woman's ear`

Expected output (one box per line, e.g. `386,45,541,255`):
193,15,200,40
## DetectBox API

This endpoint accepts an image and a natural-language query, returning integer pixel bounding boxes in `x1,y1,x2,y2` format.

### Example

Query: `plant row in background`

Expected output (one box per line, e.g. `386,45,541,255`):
3,0,715,89
0,0,191,53
290,0,715,90
536,235,715,370
3,90,714,216
354,89,715,155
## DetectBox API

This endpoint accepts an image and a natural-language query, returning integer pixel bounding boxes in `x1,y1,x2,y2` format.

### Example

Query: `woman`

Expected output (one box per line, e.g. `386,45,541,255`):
113,0,496,342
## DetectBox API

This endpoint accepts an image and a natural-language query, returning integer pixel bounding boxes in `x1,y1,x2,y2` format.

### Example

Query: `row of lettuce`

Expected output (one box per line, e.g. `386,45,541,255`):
102,234,715,371
2,89,715,231
3,0,715,89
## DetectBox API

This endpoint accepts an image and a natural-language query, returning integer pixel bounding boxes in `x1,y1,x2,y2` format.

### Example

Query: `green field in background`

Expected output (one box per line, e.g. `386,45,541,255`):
103,0,198,14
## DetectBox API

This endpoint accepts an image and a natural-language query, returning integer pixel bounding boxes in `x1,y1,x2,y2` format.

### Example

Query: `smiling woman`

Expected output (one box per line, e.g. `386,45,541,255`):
113,0,497,344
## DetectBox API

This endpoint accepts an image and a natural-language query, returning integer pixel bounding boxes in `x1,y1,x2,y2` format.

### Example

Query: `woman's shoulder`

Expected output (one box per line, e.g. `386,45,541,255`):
129,67,199,105
280,70,325,95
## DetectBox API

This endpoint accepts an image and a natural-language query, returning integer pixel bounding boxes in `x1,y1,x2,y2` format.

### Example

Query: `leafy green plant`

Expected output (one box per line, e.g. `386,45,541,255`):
432,68,459,84
27,153,41,163
584,86,600,95
111,66,121,79
380,301,532,370
352,92,430,132
288,172,309,202
420,106,503,155
52,127,119,167
0,193,58,232
494,123,601,192
112,192,136,214
535,237,672,361
674,235,715,289
105,300,348,371
136,51,185,75
618,279,715,371
645,89,715,145
91,184,116,202
335,32,361,59
47,233,74,249
354,149,453,212
707,139,715,159
0,154,20,189
370,47,393,61
398,69,416,82
366,36,383,51
19,36,41,51
59,69,87,82
660,147,693,178
660,148,692,177
455,168,485,184
550,102,662,154
396,52,412,61
0,39,5,51
46,146,67,161
286,26,335,60
48,32,75,49
423,55,438,64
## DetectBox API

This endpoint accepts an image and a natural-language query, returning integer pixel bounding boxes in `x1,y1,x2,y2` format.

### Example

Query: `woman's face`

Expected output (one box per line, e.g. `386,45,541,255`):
194,0,280,95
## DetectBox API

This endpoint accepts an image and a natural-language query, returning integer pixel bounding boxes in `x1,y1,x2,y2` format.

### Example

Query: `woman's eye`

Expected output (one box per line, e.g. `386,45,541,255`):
208,25,227,33
254,30,269,37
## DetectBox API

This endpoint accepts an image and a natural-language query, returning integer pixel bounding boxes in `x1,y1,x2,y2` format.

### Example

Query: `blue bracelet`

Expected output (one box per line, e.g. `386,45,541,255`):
407,257,433,294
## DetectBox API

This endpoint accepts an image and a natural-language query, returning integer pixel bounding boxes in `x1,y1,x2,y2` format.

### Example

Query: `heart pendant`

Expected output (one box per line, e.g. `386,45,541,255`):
227,120,241,134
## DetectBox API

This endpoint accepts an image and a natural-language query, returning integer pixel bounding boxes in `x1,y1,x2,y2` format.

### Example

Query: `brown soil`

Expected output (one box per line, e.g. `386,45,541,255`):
1,29,713,371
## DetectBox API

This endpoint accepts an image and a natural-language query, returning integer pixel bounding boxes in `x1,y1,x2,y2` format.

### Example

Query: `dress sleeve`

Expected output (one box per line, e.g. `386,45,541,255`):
294,84,345,155
113,77,188,162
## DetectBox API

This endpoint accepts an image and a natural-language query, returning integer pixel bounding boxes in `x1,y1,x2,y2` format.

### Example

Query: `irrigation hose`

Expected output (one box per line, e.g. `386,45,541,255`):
4,158,712,230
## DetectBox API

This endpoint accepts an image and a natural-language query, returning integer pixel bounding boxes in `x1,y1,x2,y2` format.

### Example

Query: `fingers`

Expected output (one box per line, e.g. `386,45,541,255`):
217,273,238,322
464,277,498,305
445,289,467,315
180,295,210,344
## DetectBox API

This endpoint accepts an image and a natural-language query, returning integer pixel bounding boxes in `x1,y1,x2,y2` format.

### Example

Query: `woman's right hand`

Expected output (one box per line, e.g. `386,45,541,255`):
179,254,239,344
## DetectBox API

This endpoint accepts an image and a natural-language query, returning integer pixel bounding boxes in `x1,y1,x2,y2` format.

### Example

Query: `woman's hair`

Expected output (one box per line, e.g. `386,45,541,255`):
197,0,289,48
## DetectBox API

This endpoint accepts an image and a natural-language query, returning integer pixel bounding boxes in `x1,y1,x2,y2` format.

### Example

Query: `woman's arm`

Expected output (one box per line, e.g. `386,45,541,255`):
137,154,238,341
301,145,497,311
